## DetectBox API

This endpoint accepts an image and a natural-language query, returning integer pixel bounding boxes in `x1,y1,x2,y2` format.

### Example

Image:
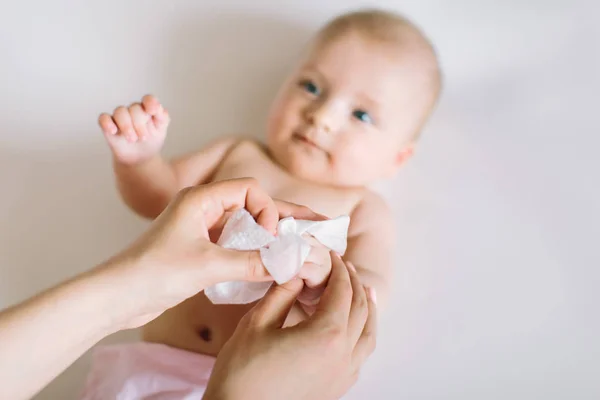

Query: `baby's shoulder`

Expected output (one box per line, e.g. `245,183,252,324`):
223,137,269,162
213,137,276,181
348,189,393,236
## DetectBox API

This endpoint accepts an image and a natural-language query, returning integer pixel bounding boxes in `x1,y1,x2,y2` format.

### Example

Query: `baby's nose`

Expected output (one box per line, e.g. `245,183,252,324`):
305,101,342,134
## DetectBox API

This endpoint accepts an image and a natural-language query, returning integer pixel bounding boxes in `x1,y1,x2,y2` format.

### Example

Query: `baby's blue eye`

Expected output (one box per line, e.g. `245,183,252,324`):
301,80,320,95
353,110,372,124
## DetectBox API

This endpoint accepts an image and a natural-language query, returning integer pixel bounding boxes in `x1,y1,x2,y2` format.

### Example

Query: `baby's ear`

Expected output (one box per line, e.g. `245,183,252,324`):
385,143,415,177
396,144,414,166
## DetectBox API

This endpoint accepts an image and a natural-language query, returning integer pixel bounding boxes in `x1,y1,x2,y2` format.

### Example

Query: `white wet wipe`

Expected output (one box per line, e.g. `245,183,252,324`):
204,209,350,304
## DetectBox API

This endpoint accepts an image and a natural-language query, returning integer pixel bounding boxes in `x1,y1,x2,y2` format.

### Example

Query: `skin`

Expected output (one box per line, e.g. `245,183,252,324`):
0,179,362,400
204,255,377,400
98,30,432,360
266,32,422,187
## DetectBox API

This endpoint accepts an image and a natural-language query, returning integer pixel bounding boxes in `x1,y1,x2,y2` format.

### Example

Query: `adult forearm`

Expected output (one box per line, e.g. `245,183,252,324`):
0,263,131,400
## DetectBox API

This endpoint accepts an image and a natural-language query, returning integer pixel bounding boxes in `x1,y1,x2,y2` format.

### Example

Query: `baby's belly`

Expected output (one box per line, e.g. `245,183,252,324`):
142,292,255,357
142,291,306,356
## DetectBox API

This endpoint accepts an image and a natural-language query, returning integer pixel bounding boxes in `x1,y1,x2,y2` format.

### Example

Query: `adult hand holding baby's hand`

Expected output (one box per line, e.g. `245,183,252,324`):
264,203,333,306
204,254,377,400
106,178,324,330
98,94,170,165
296,236,332,313
0,178,328,400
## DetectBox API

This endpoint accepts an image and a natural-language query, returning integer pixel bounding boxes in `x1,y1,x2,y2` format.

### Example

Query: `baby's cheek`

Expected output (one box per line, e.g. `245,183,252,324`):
344,141,388,178
331,146,368,179
267,97,293,135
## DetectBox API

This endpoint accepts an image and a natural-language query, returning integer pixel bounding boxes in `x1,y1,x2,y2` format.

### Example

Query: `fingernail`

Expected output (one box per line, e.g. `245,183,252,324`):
346,261,356,272
368,287,377,305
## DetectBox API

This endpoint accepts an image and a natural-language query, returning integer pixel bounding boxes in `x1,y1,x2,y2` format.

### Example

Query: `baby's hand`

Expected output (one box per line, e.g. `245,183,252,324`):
297,238,333,314
98,95,170,165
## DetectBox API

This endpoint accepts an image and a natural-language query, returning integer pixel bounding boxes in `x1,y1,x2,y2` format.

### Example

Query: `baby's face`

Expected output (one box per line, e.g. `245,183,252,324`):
266,33,426,187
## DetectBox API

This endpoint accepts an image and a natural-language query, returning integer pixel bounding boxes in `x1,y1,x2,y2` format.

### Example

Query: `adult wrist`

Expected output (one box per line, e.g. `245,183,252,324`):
83,257,150,333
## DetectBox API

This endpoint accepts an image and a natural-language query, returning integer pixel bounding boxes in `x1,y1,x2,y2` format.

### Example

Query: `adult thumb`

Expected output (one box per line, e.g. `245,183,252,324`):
250,279,304,329
204,244,272,285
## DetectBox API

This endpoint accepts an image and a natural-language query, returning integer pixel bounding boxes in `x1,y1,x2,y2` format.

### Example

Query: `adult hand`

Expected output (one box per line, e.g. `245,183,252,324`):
104,178,324,330
203,253,378,400
0,178,326,400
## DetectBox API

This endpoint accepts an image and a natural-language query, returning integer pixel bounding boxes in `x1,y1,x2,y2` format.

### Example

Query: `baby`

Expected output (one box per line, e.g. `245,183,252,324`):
86,8,441,398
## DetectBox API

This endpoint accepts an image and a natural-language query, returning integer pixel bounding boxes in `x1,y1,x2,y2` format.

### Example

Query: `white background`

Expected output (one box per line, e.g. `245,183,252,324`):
0,0,598,399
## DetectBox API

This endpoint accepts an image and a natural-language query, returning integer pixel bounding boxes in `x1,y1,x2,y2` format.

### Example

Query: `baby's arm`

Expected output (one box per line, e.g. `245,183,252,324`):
285,194,392,327
345,191,394,307
114,137,238,219
285,199,392,327
99,95,238,219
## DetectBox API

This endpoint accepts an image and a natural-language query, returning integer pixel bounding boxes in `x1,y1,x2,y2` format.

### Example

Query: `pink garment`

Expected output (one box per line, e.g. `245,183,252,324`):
80,342,215,400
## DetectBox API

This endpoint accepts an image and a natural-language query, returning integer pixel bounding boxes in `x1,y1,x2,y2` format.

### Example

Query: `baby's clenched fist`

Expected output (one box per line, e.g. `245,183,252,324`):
98,94,170,165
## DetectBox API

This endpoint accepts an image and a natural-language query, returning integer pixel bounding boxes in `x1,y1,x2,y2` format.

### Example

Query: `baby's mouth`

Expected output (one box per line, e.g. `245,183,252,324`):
292,132,331,161
292,132,320,149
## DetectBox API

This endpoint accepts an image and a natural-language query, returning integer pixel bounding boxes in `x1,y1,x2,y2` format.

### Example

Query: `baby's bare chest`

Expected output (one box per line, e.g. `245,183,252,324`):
142,141,365,358
210,142,361,217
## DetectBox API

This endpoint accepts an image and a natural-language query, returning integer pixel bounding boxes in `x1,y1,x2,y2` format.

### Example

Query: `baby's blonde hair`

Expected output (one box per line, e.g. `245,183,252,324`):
315,9,442,140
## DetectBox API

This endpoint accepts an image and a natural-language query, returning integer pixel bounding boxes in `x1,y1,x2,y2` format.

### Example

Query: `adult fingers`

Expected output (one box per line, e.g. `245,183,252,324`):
172,178,279,234
352,286,377,367
245,279,304,329
308,252,352,327
346,262,369,347
274,199,328,221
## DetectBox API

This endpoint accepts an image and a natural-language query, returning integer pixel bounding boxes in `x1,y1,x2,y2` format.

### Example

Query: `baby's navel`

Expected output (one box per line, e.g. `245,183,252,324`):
197,326,212,342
